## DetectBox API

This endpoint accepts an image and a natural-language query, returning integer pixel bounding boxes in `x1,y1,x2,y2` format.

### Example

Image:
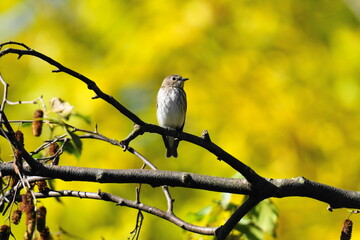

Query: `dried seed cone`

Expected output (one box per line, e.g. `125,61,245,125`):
14,130,24,174
49,142,60,165
15,130,24,145
39,227,51,240
32,109,44,137
11,209,22,225
36,206,47,232
37,180,50,193
20,190,35,240
340,219,353,240
36,206,51,240
0,225,11,240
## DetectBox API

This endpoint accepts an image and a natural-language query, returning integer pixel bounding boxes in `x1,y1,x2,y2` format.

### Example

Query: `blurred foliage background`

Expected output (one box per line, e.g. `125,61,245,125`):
1,0,360,239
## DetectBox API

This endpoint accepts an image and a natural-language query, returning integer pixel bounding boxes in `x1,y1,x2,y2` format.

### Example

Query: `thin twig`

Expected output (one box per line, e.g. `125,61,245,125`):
28,190,217,235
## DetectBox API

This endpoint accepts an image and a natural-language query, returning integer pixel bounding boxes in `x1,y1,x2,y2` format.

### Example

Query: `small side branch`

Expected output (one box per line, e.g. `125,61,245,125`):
27,190,217,235
0,43,144,126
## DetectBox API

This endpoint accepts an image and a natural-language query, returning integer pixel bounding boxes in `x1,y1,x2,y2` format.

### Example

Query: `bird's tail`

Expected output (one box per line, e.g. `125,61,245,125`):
162,135,179,158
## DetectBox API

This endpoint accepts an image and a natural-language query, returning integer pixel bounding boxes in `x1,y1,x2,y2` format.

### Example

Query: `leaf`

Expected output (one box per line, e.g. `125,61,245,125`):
72,112,91,124
21,122,32,128
235,223,264,240
248,199,278,237
63,127,82,159
47,179,62,203
231,172,245,179
220,192,232,209
31,153,43,160
187,205,213,222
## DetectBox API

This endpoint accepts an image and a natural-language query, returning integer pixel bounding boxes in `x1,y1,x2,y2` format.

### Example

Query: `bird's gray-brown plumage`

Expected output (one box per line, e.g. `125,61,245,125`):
156,74,188,158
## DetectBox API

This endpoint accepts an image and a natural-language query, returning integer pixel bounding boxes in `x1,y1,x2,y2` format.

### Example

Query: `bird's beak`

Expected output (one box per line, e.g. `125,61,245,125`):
181,77,189,81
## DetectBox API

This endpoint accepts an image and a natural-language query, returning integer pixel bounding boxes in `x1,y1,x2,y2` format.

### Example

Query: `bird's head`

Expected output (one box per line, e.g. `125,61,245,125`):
161,74,189,88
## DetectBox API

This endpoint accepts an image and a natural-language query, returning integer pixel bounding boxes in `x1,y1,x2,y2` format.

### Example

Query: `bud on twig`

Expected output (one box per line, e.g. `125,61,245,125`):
32,109,44,137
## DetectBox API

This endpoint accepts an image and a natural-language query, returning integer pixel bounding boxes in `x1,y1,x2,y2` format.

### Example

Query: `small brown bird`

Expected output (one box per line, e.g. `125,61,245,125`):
156,74,188,158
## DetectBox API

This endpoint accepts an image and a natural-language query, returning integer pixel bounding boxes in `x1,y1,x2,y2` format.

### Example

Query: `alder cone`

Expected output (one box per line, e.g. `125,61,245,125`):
340,219,353,240
32,109,44,137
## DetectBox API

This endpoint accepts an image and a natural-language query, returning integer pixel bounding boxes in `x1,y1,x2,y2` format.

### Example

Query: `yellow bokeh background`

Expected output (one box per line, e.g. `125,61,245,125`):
1,0,360,239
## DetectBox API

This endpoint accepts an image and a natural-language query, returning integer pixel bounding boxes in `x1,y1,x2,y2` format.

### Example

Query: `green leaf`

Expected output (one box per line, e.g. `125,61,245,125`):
63,127,82,159
72,112,91,124
31,153,43,160
21,122,32,128
231,172,245,179
235,223,264,240
220,192,232,209
256,200,278,236
187,205,213,222
63,140,78,158
247,199,278,237
47,179,62,203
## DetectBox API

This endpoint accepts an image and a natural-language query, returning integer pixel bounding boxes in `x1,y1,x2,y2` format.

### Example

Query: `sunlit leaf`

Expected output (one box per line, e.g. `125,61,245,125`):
21,122,32,128
244,199,278,237
220,192,232,209
235,223,264,240
187,205,213,222
254,199,278,236
63,127,82,159
72,112,91,124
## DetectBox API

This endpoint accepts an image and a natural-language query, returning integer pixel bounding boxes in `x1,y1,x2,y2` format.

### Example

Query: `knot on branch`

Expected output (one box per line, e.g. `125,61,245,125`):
120,124,144,147
181,173,193,186
201,130,211,142
96,170,105,183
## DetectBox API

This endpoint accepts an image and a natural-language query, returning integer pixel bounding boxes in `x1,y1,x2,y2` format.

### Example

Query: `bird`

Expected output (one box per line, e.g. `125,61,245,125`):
156,74,188,158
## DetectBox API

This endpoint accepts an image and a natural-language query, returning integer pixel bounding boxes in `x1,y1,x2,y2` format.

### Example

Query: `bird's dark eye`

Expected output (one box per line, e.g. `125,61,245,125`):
172,76,176,81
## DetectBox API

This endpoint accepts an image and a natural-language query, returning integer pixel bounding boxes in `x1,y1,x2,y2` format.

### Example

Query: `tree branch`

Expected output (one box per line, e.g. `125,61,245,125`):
1,163,360,210
1,41,359,239
0,42,262,185
16,190,217,235
0,41,144,126
0,162,251,194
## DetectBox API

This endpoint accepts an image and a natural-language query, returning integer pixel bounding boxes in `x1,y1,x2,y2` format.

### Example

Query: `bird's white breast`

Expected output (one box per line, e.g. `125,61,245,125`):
156,87,186,129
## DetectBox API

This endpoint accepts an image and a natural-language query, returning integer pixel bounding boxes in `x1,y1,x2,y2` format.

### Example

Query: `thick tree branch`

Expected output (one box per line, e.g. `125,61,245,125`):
0,162,251,194
1,163,360,210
